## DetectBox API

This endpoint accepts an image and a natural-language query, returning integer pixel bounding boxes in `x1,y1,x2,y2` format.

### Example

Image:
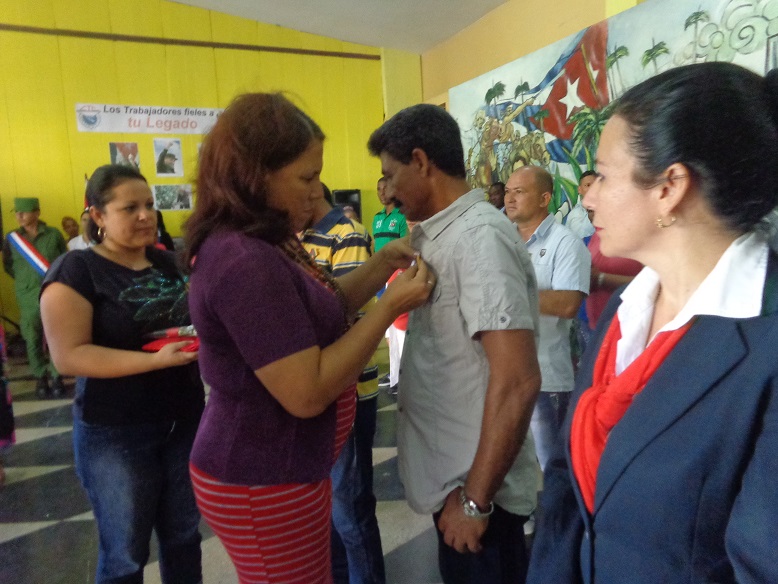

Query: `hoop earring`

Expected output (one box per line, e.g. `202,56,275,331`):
656,215,676,229
97,226,105,240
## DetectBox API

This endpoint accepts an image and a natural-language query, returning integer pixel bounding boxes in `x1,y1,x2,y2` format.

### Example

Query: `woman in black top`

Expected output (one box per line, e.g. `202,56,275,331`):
40,164,204,584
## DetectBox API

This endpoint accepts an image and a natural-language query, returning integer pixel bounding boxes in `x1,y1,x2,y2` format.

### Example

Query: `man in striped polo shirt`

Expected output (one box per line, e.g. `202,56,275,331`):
301,185,385,584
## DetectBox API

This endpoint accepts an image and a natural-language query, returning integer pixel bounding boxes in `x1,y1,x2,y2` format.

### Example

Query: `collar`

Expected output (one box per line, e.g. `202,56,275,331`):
15,220,47,237
412,189,485,243
526,214,555,245
310,207,348,234
616,231,768,373
376,206,401,218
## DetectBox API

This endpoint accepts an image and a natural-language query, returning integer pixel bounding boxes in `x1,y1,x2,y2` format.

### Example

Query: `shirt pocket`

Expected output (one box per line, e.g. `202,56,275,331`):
531,253,553,289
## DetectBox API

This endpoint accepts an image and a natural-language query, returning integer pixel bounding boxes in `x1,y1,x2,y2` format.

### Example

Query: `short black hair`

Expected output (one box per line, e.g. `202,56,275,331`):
367,104,466,178
579,170,597,183
614,62,778,232
489,181,505,192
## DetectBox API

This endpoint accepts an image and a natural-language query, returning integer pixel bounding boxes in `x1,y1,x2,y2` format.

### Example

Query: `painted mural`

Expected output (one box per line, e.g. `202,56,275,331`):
449,0,778,218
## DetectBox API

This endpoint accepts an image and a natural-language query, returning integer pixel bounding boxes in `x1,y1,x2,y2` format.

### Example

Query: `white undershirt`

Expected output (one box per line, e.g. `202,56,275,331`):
614,232,768,375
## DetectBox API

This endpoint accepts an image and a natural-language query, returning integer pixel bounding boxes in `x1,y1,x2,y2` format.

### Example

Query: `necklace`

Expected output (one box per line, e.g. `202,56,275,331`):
278,237,352,331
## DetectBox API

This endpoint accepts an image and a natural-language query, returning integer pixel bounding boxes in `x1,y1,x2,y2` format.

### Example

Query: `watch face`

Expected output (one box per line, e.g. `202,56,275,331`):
460,490,493,518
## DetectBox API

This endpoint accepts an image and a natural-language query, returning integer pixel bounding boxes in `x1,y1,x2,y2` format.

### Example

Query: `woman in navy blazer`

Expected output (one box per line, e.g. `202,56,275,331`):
527,63,778,584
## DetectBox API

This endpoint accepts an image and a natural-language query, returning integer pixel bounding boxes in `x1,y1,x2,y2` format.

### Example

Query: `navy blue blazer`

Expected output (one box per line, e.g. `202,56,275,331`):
526,258,778,584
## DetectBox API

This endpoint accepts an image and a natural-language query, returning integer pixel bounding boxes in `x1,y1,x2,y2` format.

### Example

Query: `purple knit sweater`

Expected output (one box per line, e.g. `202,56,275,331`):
189,231,345,485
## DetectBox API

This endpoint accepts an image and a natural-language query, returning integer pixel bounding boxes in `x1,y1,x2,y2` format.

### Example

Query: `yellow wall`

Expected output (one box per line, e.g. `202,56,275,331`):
0,0,385,324
420,0,645,101
381,48,423,118
606,0,642,18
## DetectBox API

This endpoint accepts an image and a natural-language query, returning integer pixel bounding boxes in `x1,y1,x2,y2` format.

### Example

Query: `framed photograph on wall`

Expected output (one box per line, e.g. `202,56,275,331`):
153,184,192,211
109,142,140,170
153,138,183,177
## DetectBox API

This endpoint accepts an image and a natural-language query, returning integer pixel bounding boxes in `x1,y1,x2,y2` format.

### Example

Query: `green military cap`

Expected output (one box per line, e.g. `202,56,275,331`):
13,197,40,212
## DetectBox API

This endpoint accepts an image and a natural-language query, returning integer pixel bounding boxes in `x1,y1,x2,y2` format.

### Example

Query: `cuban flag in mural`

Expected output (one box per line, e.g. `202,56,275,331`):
529,22,610,141
451,0,776,215
450,20,612,195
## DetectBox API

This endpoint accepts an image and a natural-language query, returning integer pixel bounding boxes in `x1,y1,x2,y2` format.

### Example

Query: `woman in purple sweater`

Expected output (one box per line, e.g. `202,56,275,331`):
185,93,433,584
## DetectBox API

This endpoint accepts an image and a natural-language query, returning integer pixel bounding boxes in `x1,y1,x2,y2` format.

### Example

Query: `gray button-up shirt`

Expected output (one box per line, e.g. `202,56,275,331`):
398,189,540,515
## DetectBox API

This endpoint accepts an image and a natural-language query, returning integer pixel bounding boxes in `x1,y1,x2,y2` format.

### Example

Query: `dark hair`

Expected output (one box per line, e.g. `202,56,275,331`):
156,211,175,251
579,170,597,183
322,183,333,206
613,62,778,232
85,164,147,242
367,104,466,178
489,181,505,192
185,93,325,263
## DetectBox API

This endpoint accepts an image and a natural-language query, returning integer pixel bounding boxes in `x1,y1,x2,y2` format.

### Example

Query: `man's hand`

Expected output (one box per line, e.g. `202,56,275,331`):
437,487,488,554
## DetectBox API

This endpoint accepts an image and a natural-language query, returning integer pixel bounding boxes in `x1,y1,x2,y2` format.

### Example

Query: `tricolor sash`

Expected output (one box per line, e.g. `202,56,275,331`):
8,232,50,277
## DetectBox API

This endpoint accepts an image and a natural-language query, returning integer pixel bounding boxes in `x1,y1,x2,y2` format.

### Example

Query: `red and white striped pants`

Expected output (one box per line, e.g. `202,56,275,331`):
190,386,356,584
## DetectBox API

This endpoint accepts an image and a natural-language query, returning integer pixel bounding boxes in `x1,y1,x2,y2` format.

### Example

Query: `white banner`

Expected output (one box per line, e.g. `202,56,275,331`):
76,103,223,134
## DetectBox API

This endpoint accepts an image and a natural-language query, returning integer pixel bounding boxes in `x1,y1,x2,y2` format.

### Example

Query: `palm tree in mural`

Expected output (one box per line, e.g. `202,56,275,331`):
569,103,614,160
684,10,709,62
511,81,531,127
484,81,506,109
514,81,530,102
606,45,629,98
534,108,550,134
642,40,670,74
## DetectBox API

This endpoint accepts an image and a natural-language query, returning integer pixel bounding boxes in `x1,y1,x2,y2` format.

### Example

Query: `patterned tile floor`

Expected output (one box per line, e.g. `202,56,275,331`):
0,354,444,584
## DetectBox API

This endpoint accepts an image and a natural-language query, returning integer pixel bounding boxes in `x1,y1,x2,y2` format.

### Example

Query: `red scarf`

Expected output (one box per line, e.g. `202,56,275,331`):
570,313,692,513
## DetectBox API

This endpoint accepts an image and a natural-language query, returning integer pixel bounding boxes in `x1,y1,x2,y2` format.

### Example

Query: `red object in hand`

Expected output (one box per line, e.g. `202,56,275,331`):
141,337,199,352
387,269,409,330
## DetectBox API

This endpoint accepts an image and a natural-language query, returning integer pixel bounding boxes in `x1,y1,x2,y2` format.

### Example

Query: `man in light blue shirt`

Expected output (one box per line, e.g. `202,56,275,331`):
505,166,591,471
563,170,596,239
368,104,541,584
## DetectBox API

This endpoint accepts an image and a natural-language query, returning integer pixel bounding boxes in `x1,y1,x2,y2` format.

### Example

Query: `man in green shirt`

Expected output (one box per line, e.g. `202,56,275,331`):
371,177,408,252
371,177,409,390
3,197,67,398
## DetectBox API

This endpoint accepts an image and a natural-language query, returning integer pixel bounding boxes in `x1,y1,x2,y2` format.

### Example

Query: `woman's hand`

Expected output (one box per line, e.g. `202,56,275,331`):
151,340,199,369
376,237,418,271
42,282,199,378
379,256,436,317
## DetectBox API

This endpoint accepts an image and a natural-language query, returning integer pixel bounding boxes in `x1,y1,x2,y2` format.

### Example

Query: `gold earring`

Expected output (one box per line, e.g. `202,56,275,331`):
656,215,676,229
97,226,105,240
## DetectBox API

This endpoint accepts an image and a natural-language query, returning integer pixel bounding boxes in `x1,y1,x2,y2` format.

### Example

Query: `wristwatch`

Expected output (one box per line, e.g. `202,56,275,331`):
459,489,494,519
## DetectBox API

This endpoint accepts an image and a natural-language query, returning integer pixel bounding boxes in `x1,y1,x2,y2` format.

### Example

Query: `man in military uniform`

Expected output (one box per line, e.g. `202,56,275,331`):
3,197,67,398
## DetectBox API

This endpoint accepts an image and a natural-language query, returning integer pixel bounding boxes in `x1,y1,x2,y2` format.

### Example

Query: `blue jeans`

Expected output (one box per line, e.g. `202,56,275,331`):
73,416,202,584
530,391,571,471
331,397,386,584
433,504,529,584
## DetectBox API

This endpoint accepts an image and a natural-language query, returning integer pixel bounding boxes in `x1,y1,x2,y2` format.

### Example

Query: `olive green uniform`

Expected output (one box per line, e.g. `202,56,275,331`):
2,222,67,378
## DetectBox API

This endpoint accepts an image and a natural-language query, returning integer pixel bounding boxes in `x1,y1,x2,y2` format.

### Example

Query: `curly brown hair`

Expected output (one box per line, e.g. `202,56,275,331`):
185,93,324,266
